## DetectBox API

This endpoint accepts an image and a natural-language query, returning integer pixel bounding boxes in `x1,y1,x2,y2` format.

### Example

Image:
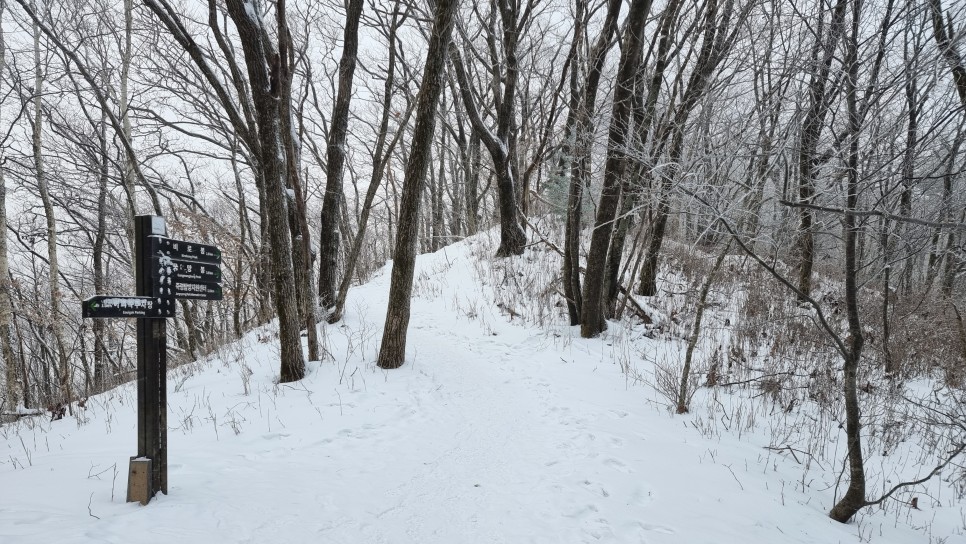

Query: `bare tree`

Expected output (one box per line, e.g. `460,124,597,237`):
222,0,305,381
378,0,459,369
318,0,364,318
331,0,413,324
561,0,622,325
26,2,73,408
580,0,654,337
0,0,21,410
449,0,528,258
794,0,849,301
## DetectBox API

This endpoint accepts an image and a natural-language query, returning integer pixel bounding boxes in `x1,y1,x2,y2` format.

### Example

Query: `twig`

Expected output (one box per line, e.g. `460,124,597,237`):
863,442,966,507
724,463,745,490
718,372,797,387
520,213,564,256
87,493,100,519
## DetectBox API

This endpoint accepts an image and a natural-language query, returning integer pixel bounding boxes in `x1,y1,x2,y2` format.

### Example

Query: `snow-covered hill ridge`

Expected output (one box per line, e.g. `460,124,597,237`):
1,229,963,543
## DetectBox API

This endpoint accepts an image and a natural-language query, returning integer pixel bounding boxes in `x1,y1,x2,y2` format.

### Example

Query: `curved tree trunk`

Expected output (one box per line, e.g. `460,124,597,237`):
830,6,866,521
448,0,529,258
378,0,459,369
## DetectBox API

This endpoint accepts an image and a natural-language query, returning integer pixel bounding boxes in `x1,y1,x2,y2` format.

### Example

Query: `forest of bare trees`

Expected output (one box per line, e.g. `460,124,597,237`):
0,0,965,524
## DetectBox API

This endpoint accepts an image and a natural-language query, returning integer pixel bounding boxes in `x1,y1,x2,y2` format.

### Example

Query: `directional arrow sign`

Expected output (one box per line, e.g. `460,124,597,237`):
172,281,223,301
152,257,221,284
152,237,221,264
82,296,176,318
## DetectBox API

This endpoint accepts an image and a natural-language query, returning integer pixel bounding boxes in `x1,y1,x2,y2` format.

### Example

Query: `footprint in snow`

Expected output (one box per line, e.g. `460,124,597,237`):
639,522,676,535
603,457,632,473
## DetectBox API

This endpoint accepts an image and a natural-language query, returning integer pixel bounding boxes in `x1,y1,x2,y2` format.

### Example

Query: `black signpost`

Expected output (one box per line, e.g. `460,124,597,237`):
81,215,222,505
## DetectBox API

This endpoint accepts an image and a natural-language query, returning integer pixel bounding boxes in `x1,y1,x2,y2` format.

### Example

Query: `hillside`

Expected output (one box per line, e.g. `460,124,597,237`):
1,231,963,544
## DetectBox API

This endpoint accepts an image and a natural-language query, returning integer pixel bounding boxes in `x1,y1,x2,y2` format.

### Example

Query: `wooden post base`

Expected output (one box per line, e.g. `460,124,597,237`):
126,457,153,505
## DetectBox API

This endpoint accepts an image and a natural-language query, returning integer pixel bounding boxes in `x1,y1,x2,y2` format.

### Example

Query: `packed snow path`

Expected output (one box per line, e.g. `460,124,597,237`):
1,240,953,543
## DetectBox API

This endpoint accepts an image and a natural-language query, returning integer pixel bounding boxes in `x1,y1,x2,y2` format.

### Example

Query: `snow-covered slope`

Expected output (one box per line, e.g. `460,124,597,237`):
1,232,962,543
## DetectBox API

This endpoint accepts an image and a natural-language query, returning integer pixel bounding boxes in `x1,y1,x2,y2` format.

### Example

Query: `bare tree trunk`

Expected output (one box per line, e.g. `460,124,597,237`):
377,0,459,369
448,0,529,258
331,2,410,323
92,109,109,392
796,0,849,301
0,159,16,410
898,41,919,295
608,0,683,307
31,11,72,409
466,132,480,234
829,5,866,521
277,0,320,361
224,0,305,382
431,117,446,251
318,0,364,317
580,0,654,337
880,218,894,375
119,0,137,267
230,138,249,337
928,0,966,299
638,0,753,297
0,0,19,410
927,0,966,109
563,0,622,325
677,243,729,414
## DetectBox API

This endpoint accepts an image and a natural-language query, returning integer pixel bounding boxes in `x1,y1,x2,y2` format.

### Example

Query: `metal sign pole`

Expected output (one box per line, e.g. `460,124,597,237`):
133,215,169,500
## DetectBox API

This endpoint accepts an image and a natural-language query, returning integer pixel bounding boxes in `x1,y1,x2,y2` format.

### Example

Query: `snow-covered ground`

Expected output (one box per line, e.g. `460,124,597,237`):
2,233,963,543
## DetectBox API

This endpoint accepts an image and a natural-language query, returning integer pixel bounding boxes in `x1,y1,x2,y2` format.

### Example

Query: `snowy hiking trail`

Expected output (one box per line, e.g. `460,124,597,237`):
1,238,954,543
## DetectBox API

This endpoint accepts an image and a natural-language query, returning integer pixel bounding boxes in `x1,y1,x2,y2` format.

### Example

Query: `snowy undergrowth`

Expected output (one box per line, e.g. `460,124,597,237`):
463,221,966,542
1,224,963,543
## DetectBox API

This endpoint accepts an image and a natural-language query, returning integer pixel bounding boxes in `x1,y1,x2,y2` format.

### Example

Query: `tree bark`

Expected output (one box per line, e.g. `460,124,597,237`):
612,0,682,304
224,0,305,382
448,1,528,258
637,0,753,297
927,0,966,109
796,0,849,301
580,0,654,337
377,0,459,369
563,0,622,325
120,0,137,270
277,0,320,360
31,11,72,408
318,0,365,316
0,0,19,410
331,2,411,324
829,5,866,521
92,109,109,392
